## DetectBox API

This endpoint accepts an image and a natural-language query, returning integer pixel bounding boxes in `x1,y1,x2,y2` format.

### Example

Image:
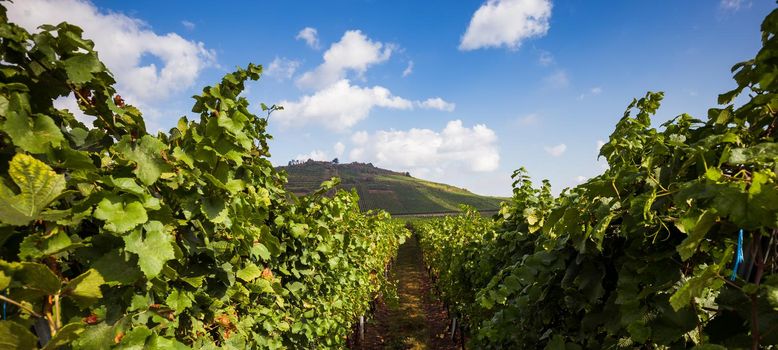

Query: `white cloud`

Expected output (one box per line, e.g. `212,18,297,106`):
280,30,447,130
7,0,215,109
296,27,320,49
544,70,569,89
54,93,93,124
459,0,552,51
544,143,566,157
418,97,456,112
402,60,414,78
349,148,364,161
334,142,345,157
348,120,500,175
515,113,539,126
181,20,195,30
265,57,301,81
538,50,554,66
720,0,750,11
294,150,329,162
575,175,588,183
297,30,394,89
277,79,413,131
352,131,369,144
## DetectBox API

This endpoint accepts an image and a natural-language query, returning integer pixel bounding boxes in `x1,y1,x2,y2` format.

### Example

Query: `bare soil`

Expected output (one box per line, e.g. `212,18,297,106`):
352,237,461,350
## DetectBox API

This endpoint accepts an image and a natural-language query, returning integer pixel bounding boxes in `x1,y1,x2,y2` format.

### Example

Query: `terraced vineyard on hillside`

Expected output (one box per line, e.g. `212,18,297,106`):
280,161,505,215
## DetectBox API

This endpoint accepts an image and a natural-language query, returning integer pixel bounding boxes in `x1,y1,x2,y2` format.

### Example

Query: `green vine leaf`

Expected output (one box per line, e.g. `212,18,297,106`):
1,93,65,154
201,196,228,223
123,221,175,279
115,135,172,186
0,271,10,290
19,229,84,260
0,153,66,225
63,269,105,308
12,261,61,295
165,289,194,313
236,263,262,282
93,196,148,233
71,323,114,350
0,321,38,350
117,326,153,349
675,210,717,261
63,53,102,84
91,249,142,286
146,334,189,349
42,322,86,350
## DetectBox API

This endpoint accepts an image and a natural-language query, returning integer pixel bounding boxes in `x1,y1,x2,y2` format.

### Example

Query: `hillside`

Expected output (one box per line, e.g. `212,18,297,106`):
279,160,505,215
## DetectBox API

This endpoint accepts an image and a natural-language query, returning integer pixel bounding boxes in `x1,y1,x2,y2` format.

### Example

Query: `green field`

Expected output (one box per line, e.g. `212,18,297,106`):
279,161,505,215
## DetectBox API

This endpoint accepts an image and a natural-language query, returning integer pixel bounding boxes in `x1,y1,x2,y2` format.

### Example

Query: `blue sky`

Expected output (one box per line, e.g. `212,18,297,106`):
7,0,773,196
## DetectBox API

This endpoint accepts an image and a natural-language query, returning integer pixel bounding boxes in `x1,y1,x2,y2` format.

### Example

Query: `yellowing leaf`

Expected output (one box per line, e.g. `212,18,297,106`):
63,269,105,308
236,263,262,282
0,153,66,225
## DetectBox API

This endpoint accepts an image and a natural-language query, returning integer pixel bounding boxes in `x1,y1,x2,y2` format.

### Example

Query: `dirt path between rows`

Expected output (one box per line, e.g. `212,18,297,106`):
353,237,460,350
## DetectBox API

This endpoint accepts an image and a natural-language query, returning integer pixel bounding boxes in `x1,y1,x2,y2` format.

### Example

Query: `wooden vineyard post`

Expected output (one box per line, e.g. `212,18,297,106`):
359,315,365,342
451,316,457,341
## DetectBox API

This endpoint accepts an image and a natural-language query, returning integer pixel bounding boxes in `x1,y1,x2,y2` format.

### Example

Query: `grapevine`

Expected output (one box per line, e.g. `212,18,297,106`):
415,7,778,349
0,5,408,349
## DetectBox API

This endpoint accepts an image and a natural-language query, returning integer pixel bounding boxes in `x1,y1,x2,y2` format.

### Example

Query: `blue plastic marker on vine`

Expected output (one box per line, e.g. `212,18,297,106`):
730,229,744,281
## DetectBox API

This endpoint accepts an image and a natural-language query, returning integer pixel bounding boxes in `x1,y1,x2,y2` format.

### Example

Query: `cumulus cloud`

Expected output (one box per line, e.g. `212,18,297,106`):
265,57,301,81
402,61,414,77
348,120,500,175
297,30,394,89
296,27,320,49
294,150,329,162
544,143,566,157
352,131,369,144
460,0,552,51
280,30,450,129
418,97,456,112
277,79,413,131
7,0,215,107
181,20,195,30
333,142,345,157
543,70,569,89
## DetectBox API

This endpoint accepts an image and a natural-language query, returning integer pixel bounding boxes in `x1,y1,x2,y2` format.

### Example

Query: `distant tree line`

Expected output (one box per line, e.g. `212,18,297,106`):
286,158,339,166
